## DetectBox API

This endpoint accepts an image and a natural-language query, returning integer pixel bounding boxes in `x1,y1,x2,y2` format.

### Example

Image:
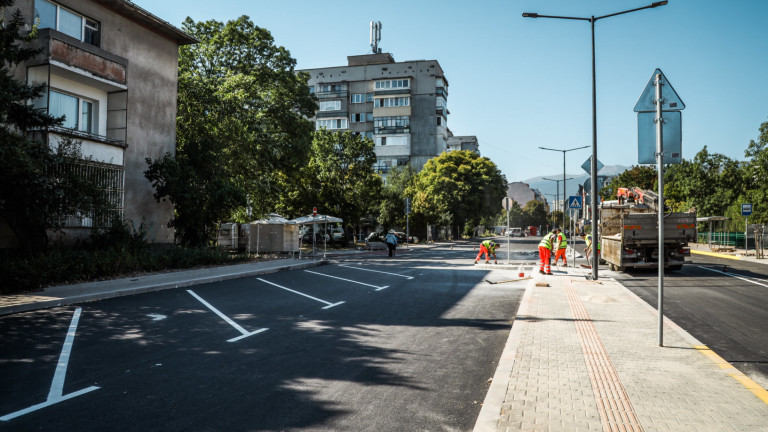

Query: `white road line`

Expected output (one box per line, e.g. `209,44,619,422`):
256,278,345,309
337,264,414,279
304,270,389,291
186,290,268,342
1,308,99,422
697,266,768,288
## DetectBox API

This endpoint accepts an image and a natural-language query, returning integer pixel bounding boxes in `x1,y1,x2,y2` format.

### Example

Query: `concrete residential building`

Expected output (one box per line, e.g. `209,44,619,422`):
507,182,547,210
447,134,479,154
3,0,196,245
299,52,449,174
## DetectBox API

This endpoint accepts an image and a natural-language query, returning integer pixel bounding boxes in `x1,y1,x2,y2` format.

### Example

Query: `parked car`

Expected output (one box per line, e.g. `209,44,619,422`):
508,227,523,237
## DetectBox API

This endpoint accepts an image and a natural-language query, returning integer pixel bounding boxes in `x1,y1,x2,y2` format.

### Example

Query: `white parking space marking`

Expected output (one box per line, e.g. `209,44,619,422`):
256,278,345,309
304,270,389,291
1,308,99,422
186,290,268,342
697,266,768,288
337,264,414,279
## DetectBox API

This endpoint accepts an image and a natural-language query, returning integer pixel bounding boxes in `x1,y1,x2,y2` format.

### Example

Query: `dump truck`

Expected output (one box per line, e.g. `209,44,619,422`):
599,187,696,271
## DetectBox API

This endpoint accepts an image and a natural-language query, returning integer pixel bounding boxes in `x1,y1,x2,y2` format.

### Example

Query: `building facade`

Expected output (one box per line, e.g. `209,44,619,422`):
507,181,548,210
446,134,479,154
299,53,449,174
3,0,196,245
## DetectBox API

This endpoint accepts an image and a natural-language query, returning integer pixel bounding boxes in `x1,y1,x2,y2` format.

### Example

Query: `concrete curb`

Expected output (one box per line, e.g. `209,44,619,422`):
0,260,326,316
691,249,741,260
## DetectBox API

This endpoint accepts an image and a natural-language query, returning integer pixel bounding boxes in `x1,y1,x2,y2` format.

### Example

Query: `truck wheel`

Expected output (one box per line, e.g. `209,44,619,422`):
609,263,617,271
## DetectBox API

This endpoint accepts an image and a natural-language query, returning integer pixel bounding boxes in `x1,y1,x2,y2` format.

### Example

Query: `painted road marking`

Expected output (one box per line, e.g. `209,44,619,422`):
187,290,268,342
337,264,414,279
1,308,99,421
694,345,768,405
304,270,389,291
256,278,344,310
696,265,768,288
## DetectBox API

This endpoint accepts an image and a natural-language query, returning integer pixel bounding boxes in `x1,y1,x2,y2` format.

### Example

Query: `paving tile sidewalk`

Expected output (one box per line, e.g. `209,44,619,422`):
475,267,768,432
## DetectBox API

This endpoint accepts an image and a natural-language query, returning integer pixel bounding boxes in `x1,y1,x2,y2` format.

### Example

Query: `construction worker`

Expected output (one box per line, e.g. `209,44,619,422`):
553,228,568,267
474,239,499,264
581,233,602,267
538,230,557,275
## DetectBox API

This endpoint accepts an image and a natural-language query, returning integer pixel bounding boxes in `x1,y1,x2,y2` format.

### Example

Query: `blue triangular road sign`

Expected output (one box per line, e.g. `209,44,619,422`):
634,68,685,112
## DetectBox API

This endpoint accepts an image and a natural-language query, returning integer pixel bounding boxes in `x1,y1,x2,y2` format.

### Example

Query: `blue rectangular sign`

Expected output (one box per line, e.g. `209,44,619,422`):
742,203,753,216
568,196,583,209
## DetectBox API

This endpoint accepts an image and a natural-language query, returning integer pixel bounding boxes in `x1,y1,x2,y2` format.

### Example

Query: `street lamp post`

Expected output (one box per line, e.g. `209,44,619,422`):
542,177,573,228
539,145,588,227
523,1,668,280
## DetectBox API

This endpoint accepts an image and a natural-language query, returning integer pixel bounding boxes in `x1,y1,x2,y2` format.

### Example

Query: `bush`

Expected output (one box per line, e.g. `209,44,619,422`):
0,219,252,294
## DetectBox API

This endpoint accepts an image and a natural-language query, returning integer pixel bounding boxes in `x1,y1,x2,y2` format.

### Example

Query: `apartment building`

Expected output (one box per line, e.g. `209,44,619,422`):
4,0,196,244
299,52,449,174
447,134,479,154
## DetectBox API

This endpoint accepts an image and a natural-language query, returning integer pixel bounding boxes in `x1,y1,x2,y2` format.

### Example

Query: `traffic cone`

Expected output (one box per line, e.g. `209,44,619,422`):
518,264,525,278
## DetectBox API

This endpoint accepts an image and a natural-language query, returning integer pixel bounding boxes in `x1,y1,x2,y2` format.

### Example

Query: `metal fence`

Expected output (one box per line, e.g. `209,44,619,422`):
50,160,125,228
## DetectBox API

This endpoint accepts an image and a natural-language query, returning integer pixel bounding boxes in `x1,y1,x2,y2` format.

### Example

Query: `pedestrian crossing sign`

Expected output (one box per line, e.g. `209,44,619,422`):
568,196,582,209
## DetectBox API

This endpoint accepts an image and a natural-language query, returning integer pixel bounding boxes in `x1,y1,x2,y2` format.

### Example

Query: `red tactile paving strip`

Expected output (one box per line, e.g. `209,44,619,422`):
563,278,645,432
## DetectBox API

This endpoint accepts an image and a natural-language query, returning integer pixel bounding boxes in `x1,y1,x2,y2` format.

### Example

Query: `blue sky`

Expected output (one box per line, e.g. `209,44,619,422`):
132,0,768,196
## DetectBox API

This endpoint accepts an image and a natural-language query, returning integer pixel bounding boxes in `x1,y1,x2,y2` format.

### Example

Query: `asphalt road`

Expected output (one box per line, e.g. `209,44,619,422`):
612,253,768,390
0,243,524,431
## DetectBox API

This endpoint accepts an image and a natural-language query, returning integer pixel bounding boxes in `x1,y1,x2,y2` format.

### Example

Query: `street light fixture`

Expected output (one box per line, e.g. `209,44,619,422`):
523,1,668,280
539,145,589,227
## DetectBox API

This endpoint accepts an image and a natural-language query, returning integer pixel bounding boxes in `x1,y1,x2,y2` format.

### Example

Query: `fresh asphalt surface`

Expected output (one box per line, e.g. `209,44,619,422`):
0,243,525,431
614,252,768,391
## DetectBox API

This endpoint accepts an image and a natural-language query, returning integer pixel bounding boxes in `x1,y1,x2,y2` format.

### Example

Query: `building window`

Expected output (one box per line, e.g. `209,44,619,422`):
374,97,410,108
351,93,368,103
319,100,341,111
437,116,442,126
48,90,95,133
374,116,410,134
316,118,348,130
375,79,410,90
35,0,101,47
376,135,408,146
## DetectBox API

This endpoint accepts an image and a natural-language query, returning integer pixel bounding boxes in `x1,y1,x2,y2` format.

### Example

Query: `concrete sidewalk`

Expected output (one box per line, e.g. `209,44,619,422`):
0,242,436,316
475,266,768,432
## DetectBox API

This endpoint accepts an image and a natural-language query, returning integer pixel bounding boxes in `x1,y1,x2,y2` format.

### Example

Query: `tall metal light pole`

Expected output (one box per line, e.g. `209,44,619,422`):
539,145,588,227
542,177,573,227
523,1,668,280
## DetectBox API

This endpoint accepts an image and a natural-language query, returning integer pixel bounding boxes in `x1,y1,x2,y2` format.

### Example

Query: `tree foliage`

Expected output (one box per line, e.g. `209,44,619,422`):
146,16,316,246
284,129,382,229
378,165,416,230
408,151,507,233
600,165,657,201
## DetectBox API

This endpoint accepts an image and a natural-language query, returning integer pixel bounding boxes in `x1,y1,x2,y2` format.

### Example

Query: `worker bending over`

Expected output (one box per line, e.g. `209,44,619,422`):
474,240,498,264
538,231,557,275
580,233,601,267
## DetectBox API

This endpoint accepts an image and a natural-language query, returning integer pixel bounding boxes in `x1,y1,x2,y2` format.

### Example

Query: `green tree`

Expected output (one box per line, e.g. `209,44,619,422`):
146,16,316,245
665,146,743,217
600,165,657,201
297,129,382,233
1,2,111,252
741,120,768,224
522,200,548,229
409,151,506,237
378,164,416,230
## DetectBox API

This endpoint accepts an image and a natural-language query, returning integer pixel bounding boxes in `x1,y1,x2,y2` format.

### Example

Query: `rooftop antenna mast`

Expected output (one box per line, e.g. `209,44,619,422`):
370,21,382,53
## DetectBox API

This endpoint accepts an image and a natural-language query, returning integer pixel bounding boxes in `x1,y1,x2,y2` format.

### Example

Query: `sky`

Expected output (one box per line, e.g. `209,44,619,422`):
131,0,768,198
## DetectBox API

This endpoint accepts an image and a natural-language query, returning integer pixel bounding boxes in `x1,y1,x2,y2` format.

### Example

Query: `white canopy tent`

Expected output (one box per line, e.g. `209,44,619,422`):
290,214,343,259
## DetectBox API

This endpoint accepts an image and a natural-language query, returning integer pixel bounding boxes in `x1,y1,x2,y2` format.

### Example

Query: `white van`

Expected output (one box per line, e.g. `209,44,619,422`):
509,227,523,237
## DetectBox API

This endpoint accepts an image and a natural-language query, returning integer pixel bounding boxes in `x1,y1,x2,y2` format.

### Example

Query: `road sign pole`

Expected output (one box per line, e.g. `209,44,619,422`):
507,209,511,265
655,72,665,347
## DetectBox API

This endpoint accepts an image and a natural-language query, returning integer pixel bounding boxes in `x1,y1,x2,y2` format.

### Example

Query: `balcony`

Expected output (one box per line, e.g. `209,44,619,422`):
31,28,127,90
374,126,410,135
316,90,349,99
